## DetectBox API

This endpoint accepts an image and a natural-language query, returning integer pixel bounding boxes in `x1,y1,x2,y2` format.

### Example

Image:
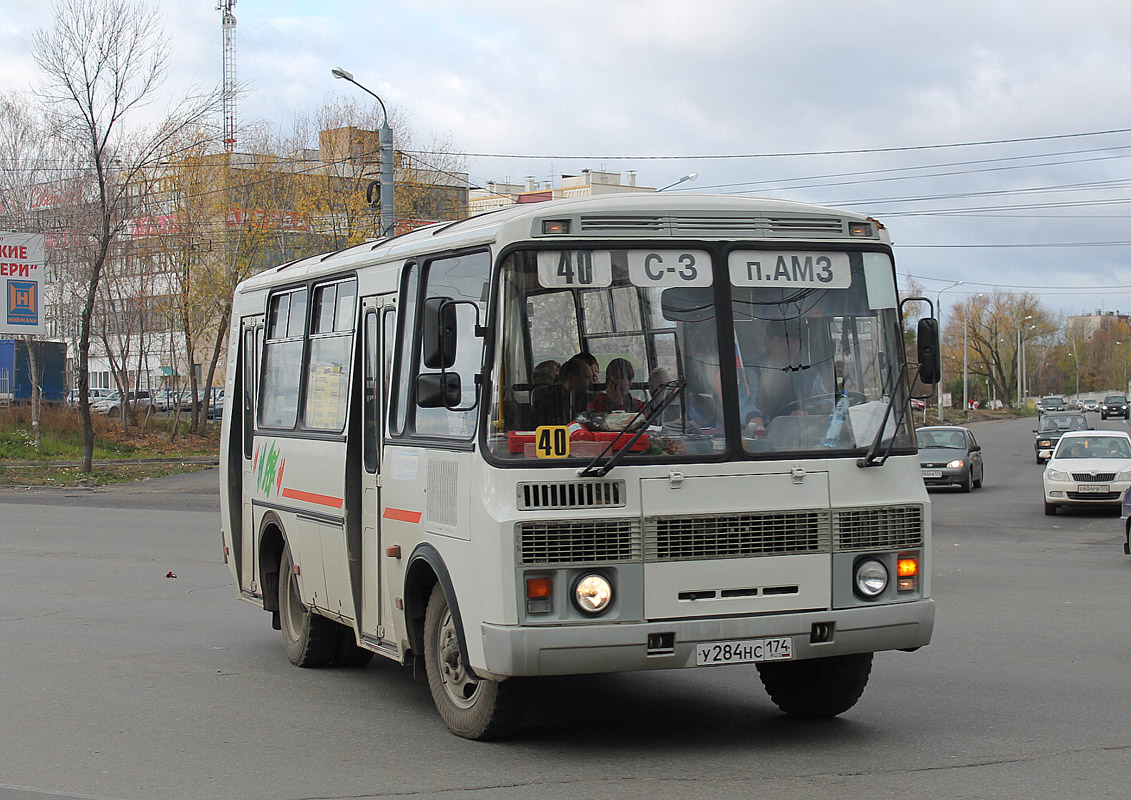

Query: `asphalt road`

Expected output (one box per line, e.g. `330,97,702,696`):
2,419,1130,800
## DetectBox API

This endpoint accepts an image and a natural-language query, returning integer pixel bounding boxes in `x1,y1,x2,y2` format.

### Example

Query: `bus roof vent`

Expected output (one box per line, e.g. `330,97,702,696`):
669,216,765,236
517,480,626,510
765,216,846,237
577,215,668,234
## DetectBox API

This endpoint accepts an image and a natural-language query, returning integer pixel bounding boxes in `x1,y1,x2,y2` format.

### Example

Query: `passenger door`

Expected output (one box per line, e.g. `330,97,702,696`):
240,316,263,594
360,296,395,640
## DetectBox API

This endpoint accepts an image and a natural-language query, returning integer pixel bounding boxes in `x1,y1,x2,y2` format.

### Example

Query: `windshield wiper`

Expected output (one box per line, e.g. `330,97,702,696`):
578,379,685,478
857,361,913,468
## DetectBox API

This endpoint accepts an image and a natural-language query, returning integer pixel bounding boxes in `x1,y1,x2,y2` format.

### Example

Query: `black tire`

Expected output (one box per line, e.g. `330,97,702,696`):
960,471,973,493
278,544,338,668
423,584,520,739
973,468,983,489
1044,501,1057,516
1035,455,1043,465
334,624,375,668
757,652,873,718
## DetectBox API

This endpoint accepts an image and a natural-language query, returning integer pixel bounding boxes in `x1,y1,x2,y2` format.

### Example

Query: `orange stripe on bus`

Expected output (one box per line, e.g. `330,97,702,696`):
383,507,423,523
281,487,344,509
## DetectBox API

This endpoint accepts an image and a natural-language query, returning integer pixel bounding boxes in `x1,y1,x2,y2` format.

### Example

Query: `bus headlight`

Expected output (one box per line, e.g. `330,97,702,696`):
854,558,888,598
573,573,613,615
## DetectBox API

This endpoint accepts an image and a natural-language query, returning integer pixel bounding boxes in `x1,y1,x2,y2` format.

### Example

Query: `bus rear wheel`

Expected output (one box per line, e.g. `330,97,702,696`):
756,652,873,718
278,544,338,668
424,584,520,739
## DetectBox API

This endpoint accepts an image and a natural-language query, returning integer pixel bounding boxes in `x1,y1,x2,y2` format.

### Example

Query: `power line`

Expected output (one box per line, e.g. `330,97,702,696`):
698,145,1131,193
403,126,1131,162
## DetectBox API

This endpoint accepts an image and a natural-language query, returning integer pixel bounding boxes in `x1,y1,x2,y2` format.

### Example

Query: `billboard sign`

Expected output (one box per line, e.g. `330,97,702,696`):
0,231,46,336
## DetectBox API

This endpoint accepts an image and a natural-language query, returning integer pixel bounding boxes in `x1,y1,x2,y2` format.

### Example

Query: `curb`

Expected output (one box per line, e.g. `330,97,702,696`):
0,457,219,469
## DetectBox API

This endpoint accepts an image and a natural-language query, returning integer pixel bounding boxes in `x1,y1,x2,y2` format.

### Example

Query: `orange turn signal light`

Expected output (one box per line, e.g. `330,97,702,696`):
897,556,919,577
526,576,553,599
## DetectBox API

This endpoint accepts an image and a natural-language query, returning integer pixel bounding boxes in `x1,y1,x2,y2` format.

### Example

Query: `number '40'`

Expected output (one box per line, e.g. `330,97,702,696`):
557,251,593,285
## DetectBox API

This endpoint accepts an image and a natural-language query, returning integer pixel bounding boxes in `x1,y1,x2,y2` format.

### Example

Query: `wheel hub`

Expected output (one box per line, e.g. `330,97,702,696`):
437,609,480,707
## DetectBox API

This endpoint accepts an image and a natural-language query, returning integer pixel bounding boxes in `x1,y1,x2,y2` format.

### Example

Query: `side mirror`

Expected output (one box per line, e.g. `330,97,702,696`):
417,372,462,408
916,317,941,385
422,297,457,369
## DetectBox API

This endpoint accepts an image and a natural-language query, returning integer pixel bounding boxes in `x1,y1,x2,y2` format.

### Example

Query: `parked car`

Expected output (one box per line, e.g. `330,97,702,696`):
1037,396,1067,415
67,387,115,407
1034,412,1091,464
1043,430,1131,515
95,389,155,415
205,389,224,420
916,425,984,492
1100,394,1129,420
1083,398,1099,412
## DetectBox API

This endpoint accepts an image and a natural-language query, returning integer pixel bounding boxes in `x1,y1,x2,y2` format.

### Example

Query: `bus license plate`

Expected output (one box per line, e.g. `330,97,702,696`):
922,469,942,478
695,637,792,666
1079,484,1109,493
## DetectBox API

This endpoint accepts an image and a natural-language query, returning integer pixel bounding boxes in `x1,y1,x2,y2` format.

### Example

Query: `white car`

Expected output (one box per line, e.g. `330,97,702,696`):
1043,430,1131,515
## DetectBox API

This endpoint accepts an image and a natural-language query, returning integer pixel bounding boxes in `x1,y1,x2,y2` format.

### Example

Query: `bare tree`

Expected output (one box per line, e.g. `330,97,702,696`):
33,0,220,471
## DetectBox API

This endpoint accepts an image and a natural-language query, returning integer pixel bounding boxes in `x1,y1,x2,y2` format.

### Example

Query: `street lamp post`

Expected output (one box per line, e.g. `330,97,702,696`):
963,293,983,418
332,67,395,238
1067,351,1080,399
658,172,698,192
1016,315,1033,407
1117,341,1128,396
936,280,964,422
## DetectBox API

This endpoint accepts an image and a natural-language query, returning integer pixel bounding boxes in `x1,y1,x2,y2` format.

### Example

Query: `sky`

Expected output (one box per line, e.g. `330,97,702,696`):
5,0,1131,322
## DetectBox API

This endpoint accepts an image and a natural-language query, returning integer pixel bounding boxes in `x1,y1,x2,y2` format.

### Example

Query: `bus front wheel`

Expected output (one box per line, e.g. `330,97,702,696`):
278,544,338,668
756,652,873,718
423,584,520,739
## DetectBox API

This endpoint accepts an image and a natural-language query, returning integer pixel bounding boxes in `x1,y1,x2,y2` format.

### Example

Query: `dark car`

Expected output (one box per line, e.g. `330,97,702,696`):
1038,396,1066,415
916,425,984,492
1101,394,1129,420
1033,412,1090,464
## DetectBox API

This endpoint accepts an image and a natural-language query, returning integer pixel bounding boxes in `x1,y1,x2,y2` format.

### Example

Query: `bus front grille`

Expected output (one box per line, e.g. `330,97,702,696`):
517,519,642,565
833,505,924,551
644,510,831,562
517,480,625,510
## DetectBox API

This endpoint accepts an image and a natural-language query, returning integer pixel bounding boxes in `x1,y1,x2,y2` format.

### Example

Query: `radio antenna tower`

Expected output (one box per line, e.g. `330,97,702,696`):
217,0,237,152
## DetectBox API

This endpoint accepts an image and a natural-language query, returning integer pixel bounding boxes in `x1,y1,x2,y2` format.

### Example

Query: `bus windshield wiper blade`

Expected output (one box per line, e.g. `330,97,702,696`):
578,379,685,478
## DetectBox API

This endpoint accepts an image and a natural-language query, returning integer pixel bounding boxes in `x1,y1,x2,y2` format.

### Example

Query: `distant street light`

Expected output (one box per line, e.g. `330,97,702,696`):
936,280,963,422
963,293,983,418
658,172,698,192
1117,341,1128,396
1017,315,1033,406
332,67,395,238
1067,351,1080,399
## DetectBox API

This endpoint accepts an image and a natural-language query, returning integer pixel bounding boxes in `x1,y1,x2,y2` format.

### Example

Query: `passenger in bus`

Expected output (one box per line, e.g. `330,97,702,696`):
530,357,591,427
588,358,644,414
531,360,560,386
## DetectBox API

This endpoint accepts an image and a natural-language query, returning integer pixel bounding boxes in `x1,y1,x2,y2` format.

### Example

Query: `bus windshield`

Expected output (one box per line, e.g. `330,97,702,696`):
485,247,914,463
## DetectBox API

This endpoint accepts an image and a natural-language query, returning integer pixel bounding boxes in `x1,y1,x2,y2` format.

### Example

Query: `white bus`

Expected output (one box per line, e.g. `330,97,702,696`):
219,193,940,739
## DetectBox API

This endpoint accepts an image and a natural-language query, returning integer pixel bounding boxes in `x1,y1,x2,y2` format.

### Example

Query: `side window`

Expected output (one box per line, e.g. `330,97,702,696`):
363,310,379,473
260,288,307,429
413,251,490,439
241,325,258,458
390,263,419,436
304,278,356,431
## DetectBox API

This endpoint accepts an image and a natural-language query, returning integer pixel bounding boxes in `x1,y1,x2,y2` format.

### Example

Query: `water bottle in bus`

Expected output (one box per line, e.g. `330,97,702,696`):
821,392,850,447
